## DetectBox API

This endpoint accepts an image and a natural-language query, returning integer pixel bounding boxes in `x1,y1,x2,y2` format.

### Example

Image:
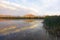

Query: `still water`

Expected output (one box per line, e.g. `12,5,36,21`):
0,19,59,40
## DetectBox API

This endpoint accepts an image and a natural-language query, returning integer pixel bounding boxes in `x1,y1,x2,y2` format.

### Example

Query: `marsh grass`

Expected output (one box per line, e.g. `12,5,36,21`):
44,16,60,37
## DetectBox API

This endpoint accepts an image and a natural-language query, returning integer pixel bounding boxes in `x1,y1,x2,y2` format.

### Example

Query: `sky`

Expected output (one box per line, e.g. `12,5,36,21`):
0,0,60,16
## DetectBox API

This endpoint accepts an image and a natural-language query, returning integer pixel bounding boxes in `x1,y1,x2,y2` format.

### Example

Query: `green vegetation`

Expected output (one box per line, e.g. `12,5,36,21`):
0,16,44,19
44,16,60,37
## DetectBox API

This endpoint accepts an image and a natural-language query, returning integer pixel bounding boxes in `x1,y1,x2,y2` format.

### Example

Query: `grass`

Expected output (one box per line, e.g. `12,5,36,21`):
44,16,60,37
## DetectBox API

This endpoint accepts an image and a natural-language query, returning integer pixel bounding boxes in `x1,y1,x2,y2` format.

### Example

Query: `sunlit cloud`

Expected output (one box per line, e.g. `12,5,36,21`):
0,1,38,13
0,0,60,16
0,4,17,10
0,0,39,16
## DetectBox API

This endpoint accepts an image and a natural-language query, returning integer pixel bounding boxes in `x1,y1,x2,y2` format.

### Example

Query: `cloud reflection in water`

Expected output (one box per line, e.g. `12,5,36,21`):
0,21,39,35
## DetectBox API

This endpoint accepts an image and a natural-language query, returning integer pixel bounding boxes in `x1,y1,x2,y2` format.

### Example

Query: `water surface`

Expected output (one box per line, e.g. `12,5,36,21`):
0,19,59,40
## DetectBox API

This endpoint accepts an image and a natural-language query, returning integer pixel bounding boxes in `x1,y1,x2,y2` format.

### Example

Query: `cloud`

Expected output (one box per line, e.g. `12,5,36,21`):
37,0,60,15
0,1,38,12
0,0,38,16
0,0,60,16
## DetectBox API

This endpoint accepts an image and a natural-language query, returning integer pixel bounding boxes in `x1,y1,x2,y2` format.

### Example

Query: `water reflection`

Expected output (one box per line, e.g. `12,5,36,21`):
0,19,59,40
